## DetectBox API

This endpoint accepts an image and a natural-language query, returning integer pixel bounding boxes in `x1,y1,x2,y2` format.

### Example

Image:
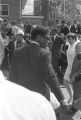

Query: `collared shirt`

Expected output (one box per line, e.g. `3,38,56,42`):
0,71,56,120
64,40,80,81
30,41,40,46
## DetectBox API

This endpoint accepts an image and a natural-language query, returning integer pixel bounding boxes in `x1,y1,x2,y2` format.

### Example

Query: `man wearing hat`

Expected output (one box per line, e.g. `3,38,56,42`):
63,33,80,107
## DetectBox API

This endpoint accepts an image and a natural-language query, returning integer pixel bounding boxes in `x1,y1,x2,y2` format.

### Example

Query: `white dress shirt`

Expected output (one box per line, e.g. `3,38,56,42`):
64,40,80,81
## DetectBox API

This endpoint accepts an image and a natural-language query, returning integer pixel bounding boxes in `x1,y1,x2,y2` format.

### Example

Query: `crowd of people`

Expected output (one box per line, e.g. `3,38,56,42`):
0,17,81,119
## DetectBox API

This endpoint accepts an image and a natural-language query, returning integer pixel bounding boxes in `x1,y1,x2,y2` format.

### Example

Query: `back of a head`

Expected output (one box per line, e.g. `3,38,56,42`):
31,26,49,41
24,24,32,34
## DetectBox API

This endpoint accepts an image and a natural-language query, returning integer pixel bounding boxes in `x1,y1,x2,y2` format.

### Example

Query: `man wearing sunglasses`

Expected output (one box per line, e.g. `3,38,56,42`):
9,26,67,107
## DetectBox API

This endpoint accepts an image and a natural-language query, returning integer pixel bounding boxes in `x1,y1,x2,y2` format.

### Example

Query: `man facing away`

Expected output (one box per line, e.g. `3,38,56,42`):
9,25,67,105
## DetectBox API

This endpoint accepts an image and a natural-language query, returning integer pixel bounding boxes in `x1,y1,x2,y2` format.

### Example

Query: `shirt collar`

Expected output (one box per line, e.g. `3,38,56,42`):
31,41,40,46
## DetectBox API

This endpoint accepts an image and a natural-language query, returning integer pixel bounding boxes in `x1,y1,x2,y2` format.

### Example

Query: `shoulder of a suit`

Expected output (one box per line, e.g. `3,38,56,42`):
14,45,28,55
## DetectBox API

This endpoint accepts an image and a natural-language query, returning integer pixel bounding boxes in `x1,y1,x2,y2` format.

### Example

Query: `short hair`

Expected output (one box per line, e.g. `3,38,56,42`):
67,33,76,39
24,24,32,34
50,29,57,36
31,26,49,40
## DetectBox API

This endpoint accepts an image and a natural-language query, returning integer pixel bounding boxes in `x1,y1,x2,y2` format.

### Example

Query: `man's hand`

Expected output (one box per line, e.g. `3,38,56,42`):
60,99,71,112
70,76,75,83
69,74,75,83
62,99,69,106
60,99,69,107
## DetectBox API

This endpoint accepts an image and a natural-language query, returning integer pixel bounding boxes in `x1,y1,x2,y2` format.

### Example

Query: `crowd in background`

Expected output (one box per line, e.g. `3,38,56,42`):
0,18,81,75
1,17,81,119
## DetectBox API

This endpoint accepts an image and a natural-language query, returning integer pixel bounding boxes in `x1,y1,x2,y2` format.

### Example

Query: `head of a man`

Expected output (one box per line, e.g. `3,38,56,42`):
67,33,76,45
75,42,81,54
31,26,51,48
50,28,57,37
75,42,81,62
62,20,65,26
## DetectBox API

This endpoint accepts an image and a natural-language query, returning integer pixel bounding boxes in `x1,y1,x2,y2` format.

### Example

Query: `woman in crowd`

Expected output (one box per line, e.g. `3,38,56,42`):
14,29,26,49
63,33,80,106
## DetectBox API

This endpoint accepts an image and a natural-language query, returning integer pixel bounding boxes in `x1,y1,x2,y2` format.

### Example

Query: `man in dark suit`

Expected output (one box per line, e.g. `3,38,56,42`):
60,21,69,36
52,32,66,83
70,20,78,33
9,26,67,105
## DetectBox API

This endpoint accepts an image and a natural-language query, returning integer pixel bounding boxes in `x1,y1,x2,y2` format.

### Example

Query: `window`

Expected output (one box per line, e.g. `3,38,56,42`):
21,0,42,16
0,4,9,16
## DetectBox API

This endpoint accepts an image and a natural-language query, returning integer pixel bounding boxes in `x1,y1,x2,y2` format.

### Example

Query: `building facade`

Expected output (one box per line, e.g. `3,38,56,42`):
0,0,49,24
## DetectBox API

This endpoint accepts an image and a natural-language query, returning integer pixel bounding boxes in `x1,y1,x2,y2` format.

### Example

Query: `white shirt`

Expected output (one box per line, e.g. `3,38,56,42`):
0,71,56,120
64,40,80,81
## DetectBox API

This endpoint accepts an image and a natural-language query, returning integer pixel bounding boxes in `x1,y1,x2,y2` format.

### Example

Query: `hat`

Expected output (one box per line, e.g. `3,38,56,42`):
16,29,24,36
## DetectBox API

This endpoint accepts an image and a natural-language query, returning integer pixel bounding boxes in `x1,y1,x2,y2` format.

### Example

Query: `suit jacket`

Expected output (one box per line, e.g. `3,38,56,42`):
52,35,65,59
9,42,64,101
70,25,77,33
70,54,81,81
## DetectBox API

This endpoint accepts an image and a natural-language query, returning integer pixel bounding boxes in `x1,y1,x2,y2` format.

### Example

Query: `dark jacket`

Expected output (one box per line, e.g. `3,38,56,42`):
70,25,77,33
60,26,69,36
70,54,81,81
9,42,64,101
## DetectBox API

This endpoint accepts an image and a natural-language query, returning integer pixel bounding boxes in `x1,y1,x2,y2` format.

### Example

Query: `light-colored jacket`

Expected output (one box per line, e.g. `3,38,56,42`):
0,71,56,120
